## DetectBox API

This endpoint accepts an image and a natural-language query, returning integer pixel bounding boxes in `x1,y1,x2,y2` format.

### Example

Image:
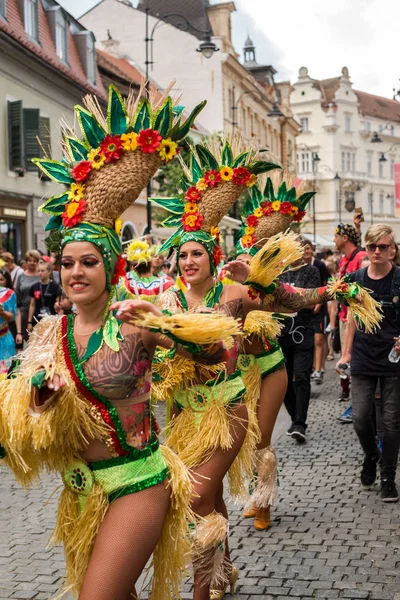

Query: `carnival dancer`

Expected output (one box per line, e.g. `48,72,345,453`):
115,141,383,600
0,84,242,600
0,268,17,379
124,238,174,302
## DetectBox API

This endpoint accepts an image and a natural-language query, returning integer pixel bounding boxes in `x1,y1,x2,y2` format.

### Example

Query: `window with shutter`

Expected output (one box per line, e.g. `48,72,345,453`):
7,100,24,172
23,108,40,171
0,0,6,19
38,116,51,180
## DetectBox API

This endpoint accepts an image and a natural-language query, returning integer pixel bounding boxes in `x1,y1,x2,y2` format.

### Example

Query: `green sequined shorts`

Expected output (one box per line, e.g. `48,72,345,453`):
174,370,246,414
63,444,169,504
238,344,286,381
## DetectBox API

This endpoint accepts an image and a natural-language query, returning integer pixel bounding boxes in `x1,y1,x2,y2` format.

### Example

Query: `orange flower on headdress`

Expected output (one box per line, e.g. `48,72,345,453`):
62,199,87,228
196,178,208,191
184,202,198,213
242,234,255,248
212,245,223,266
72,161,92,183
245,226,255,235
182,212,204,231
137,129,162,154
219,166,233,181
290,206,299,216
100,134,124,163
246,173,257,188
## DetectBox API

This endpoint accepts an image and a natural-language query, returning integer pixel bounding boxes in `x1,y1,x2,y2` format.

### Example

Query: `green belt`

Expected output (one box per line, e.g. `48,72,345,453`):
175,372,245,415
238,345,285,378
63,447,168,509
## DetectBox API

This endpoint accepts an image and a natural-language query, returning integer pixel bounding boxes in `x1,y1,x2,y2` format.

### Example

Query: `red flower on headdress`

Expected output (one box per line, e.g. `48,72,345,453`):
182,212,204,231
185,186,202,202
212,245,223,267
232,166,251,186
293,210,306,222
100,135,124,163
62,199,87,228
111,254,127,285
261,201,273,216
280,202,292,215
72,161,92,183
203,170,221,188
137,129,162,153
246,215,258,227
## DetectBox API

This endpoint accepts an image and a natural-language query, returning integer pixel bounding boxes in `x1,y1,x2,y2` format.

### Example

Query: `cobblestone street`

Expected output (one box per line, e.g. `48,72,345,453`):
1,365,399,600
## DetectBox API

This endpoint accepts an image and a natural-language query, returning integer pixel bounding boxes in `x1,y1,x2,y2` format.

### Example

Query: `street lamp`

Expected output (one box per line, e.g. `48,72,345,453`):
267,103,284,119
143,7,219,234
334,172,342,222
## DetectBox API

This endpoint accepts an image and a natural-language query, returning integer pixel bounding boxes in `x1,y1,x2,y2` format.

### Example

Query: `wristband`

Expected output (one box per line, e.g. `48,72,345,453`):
17,332,22,335
27,321,32,325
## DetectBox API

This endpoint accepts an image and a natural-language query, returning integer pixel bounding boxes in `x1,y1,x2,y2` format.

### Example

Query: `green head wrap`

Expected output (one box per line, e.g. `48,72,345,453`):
175,230,220,276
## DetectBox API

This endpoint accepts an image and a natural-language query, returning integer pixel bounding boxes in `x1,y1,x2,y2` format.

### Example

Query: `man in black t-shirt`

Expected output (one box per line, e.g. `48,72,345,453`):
339,224,400,503
27,262,61,333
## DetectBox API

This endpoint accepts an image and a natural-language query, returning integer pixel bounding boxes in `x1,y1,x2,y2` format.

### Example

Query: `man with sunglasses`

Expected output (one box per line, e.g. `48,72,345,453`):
339,224,400,502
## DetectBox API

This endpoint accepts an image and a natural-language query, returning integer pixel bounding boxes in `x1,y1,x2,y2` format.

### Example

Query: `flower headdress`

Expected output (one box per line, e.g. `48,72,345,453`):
151,136,281,271
235,172,315,257
33,83,206,288
126,239,156,265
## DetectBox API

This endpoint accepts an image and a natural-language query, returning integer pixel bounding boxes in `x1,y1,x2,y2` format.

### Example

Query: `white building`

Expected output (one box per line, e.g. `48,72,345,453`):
291,66,400,241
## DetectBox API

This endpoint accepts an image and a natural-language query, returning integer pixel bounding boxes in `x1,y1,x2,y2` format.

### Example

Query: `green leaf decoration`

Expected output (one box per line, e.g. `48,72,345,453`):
158,227,184,254
247,161,282,175
153,98,173,136
133,99,152,133
243,197,254,216
39,192,69,215
232,151,251,168
195,145,219,171
277,182,287,201
45,215,63,231
264,178,275,202
190,153,202,182
65,137,88,162
150,196,184,215
81,329,104,363
32,158,73,184
297,191,316,210
221,142,233,166
44,230,63,254
250,186,263,210
285,187,297,203
75,105,106,148
107,85,128,135
169,100,207,142
172,105,185,118
162,214,183,227
103,314,121,352
178,176,190,193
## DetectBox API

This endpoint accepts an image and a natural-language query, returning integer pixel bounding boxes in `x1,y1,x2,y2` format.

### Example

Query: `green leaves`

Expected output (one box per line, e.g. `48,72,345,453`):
158,227,184,254
297,191,315,210
250,186,263,210
45,215,63,232
162,214,183,227
190,153,202,182
107,85,128,135
221,142,233,166
264,178,275,202
195,145,219,171
32,159,73,184
153,98,173,136
75,105,106,148
285,187,297,203
133,99,152,133
232,151,251,168
247,160,282,174
39,193,69,215
277,182,287,201
169,100,207,142
150,196,184,215
65,137,88,162
103,314,121,352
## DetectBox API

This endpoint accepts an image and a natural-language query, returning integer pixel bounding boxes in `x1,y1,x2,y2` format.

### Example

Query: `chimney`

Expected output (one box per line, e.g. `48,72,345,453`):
206,2,236,55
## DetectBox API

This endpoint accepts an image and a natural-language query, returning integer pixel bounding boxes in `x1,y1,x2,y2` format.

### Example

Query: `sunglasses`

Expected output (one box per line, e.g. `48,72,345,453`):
366,244,390,252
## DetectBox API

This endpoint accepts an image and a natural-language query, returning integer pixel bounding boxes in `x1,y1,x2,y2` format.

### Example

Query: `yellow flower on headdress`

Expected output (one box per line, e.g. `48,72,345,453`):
210,226,220,237
254,208,263,218
114,218,123,235
88,148,106,170
121,132,138,151
245,226,255,235
196,178,208,191
219,166,233,181
290,206,299,216
184,214,199,228
184,202,198,213
246,173,257,188
271,200,281,212
126,239,152,264
68,182,85,201
242,234,254,246
158,138,178,162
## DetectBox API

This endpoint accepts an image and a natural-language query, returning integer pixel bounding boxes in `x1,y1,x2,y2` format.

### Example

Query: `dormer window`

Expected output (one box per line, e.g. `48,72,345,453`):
24,0,38,40
55,9,67,61
0,0,6,19
74,30,97,86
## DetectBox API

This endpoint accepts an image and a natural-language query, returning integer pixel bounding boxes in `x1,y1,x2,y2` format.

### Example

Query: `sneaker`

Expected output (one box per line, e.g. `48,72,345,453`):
286,423,295,436
381,479,399,502
291,424,306,443
360,454,380,488
338,406,352,422
338,391,350,403
325,323,333,334
313,371,323,385
311,370,317,380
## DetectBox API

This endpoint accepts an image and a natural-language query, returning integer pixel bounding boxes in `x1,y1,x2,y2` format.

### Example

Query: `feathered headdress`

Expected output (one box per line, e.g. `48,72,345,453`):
126,239,156,265
151,136,281,270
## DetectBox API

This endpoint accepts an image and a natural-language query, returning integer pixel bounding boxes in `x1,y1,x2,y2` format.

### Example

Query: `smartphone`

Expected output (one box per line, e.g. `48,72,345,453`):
355,207,364,222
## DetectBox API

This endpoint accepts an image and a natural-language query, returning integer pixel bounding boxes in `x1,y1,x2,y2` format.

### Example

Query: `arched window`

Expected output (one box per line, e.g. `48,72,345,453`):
121,222,137,244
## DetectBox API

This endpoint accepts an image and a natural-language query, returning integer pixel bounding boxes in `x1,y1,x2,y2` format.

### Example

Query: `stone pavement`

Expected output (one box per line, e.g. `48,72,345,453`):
1,364,399,599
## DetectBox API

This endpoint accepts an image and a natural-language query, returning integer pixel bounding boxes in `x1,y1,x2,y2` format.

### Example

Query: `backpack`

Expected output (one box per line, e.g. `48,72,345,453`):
352,266,400,324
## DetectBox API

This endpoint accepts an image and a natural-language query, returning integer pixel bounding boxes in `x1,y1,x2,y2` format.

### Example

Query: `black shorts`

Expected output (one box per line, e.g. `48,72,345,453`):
314,313,328,334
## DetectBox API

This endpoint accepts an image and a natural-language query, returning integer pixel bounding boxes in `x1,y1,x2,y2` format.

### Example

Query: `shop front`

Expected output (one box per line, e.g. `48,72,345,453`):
0,206,26,262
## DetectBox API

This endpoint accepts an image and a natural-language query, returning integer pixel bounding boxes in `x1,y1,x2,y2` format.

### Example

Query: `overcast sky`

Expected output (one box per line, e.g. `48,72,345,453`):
60,0,400,99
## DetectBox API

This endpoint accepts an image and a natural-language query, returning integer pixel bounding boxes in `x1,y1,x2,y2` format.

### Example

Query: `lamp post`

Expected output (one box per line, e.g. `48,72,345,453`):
298,144,320,244
334,172,342,222
143,7,219,234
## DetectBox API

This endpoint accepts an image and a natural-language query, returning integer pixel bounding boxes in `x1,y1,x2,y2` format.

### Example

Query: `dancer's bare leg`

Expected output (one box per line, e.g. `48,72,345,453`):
257,368,288,450
79,482,170,600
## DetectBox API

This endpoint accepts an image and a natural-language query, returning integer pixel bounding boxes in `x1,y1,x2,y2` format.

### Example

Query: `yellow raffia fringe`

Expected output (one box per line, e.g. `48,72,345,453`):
51,483,108,598
227,422,258,500
130,311,241,349
152,354,225,403
246,446,278,510
0,317,111,485
165,401,233,469
149,445,195,600
327,277,383,334
245,230,303,290
192,511,228,587
243,311,284,341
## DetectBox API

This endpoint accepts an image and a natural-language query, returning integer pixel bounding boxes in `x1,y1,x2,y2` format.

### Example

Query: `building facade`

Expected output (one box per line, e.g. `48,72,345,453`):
291,66,400,240
0,0,105,259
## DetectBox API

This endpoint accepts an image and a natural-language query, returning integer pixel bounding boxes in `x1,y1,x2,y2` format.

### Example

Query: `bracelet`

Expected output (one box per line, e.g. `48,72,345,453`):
17,332,22,335
27,321,32,325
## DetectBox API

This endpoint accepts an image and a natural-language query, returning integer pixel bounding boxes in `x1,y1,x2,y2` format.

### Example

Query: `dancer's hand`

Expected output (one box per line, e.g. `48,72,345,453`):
110,300,162,322
45,373,66,392
224,260,250,284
